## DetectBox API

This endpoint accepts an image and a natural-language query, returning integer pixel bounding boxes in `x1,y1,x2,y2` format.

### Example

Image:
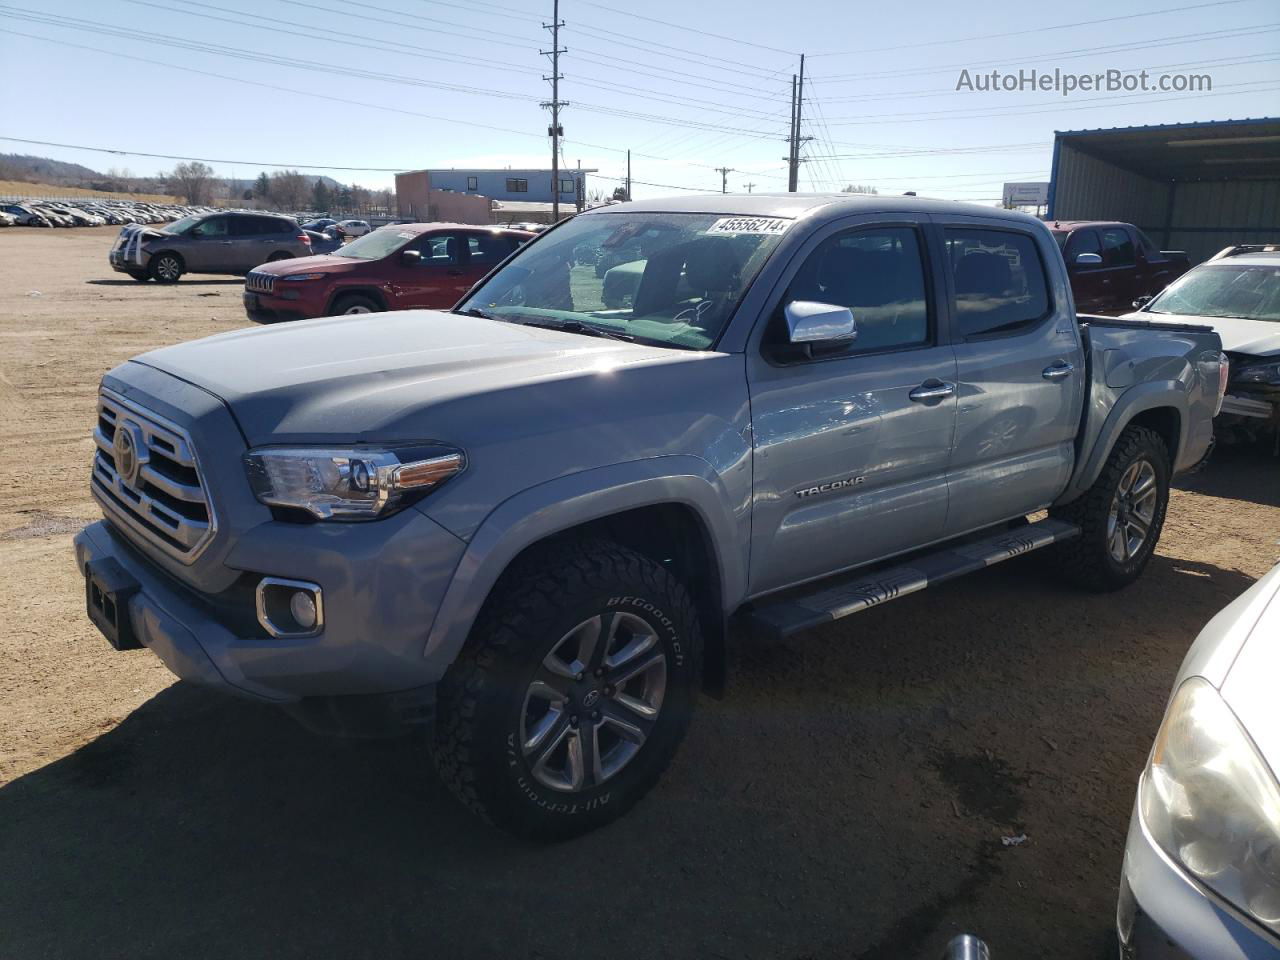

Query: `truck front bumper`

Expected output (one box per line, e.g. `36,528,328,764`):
73,511,467,706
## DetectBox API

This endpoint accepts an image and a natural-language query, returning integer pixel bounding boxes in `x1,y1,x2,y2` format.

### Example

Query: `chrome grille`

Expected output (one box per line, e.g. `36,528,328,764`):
245,271,275,294
91,389,215,563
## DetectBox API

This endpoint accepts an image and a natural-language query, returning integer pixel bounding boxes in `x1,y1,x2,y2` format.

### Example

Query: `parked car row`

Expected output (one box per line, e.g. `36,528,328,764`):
1,198,218,228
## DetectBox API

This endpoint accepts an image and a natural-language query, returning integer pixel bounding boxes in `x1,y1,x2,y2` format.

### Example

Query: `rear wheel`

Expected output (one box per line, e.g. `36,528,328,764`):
148,252,183,283
433,539,701,840
1050,424,1170,591
330,293,379,315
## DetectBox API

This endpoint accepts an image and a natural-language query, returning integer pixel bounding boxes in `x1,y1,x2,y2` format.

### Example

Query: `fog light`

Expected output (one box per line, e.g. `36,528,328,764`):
255,577,324,638
289,590,317,630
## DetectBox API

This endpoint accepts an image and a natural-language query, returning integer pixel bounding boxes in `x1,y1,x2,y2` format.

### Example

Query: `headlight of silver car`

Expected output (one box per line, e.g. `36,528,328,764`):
1232,360,1280,389
1141,677,1280,934
243,445,464,520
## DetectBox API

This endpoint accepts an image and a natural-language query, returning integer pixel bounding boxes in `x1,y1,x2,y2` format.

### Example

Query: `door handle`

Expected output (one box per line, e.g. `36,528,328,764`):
1043,361,1075,381
909,380,956,402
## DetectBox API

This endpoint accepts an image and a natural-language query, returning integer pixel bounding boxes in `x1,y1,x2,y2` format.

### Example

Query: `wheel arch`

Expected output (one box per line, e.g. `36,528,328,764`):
325,286,388,314
422,458,747,696
1057,383,1187,506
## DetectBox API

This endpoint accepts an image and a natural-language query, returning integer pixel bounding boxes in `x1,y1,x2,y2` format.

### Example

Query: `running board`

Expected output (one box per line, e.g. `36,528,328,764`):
744,517,1081,640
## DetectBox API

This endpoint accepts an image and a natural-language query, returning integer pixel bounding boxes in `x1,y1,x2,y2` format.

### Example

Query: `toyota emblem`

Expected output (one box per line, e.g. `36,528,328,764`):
113,421,147,487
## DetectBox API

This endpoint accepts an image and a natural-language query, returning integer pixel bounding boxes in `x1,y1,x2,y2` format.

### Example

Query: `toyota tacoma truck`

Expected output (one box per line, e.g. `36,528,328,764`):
75,194,1226,840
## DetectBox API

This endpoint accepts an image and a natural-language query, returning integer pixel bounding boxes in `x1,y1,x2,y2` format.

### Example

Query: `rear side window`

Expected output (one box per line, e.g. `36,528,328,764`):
468,233,519,268
945,228,1050,338
1100,227,1136,267
1064,229,1101,263
776,225,930,356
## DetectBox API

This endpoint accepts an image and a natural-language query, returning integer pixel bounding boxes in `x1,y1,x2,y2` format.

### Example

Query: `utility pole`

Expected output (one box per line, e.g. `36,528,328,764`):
540,0,566,221
786,55,807,192
715,166,734,194
744,181,757,193
625,149,631,201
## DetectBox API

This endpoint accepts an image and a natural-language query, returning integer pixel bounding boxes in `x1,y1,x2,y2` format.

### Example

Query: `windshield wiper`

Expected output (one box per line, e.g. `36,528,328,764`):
512,317,636,342
456,307,495,320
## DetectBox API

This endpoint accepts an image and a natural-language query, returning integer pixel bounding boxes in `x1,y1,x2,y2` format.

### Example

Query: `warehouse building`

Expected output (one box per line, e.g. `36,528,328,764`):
1047,117,1280,263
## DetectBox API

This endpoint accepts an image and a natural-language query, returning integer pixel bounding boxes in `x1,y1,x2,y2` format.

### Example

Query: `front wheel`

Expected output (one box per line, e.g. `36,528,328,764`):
148,253,183,283
433,540,702,840
330,293,379,315
1050,424,1171,591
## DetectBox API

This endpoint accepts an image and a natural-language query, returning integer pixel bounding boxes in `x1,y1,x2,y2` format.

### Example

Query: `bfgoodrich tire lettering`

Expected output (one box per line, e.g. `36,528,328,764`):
1050,424,1171,591
433,539,702,840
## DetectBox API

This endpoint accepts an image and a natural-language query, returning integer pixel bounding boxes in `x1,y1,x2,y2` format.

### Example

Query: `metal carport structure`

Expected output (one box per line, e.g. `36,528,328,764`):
1047,117,1280,263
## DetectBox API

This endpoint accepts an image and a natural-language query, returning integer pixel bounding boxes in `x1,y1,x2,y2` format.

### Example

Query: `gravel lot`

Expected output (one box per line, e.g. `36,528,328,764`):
1,228,1277,960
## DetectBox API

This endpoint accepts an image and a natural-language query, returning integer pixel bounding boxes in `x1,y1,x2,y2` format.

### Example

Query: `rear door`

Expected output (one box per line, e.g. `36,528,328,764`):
745,215,958,595
388,231,468,309
1098,225,1139,311
939,222,1084,537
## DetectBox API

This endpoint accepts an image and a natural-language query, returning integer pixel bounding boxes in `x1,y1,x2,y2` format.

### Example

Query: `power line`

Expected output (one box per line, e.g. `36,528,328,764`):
0,136,412,172
573,0,796,56
818,22,1280,81
809,0,1260,56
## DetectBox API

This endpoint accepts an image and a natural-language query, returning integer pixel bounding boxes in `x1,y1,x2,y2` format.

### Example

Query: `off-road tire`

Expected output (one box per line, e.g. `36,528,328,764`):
329,293,380,316
433,539,702,841
148,252,183,283
1050,424,1170,592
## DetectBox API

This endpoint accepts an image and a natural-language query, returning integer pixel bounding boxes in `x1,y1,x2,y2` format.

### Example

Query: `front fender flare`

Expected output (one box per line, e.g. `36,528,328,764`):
420,456,746,677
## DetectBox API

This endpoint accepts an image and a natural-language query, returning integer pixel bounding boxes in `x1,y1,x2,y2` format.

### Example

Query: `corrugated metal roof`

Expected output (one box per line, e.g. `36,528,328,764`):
1052,117,1280,181
1054,117,1280,137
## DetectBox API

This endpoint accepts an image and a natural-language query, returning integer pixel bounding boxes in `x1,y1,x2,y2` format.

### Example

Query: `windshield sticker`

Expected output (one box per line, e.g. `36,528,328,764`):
704,216,791,236
397,232,415,240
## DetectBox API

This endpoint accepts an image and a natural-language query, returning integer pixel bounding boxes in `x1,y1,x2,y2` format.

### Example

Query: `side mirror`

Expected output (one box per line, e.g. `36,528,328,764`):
1074,252,1102,266
784,300,857,344
1132,295,1153,309
400,249,422,266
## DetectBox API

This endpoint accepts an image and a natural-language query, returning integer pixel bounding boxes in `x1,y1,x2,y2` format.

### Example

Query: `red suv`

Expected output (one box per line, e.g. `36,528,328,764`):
242,223,534,322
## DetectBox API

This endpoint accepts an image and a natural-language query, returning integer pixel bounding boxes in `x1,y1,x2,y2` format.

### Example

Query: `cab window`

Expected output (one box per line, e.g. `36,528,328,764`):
945,228,1050,338
772,226,931,357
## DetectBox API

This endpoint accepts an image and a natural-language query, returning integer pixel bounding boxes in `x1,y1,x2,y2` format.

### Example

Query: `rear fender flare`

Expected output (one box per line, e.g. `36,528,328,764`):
420,456,746,676
1057,381,1188,503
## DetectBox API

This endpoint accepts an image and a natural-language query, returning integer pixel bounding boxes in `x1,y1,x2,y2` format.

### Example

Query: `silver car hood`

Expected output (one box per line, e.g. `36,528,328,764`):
132,309,700,445
1121,312,1280,357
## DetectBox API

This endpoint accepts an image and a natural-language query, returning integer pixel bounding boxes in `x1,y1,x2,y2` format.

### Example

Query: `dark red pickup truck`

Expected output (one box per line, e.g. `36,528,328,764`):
1050,221,1190,315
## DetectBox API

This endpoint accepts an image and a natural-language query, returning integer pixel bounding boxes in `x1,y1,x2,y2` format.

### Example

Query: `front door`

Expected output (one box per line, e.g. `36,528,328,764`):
183,215,231,271
746,219,958,596
389,231,468,309
1097,225,1139,312
940,223,1085,537
1064,228,1106,312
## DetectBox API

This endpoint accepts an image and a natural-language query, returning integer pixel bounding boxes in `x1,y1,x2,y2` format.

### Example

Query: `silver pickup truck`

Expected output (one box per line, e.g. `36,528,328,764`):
74,194,1225,839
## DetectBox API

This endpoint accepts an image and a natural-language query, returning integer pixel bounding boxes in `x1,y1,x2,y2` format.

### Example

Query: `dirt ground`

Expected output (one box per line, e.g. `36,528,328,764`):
1,228,1277,960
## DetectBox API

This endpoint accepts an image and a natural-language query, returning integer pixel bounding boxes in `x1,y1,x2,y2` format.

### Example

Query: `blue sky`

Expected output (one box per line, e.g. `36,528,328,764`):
1,0,1277,200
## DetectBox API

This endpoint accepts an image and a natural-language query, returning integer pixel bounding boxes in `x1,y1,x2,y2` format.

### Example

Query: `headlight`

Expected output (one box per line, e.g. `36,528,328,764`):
281,273,326,282
1232,360,1280,388
243,445,464,520
1142,677,1280,934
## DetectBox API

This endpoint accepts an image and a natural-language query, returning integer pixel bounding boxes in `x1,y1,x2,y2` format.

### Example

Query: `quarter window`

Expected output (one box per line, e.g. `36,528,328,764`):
505,178,528,193
776,226,930,356
945,228,1050,338
1100,227,1136,267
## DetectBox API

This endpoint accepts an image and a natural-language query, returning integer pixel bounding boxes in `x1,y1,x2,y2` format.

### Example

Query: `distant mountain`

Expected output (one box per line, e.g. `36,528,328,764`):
0,153,103,182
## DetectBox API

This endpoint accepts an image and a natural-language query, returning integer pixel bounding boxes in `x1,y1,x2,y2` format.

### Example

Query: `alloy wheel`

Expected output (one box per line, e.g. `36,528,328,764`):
1107,459,1157,563
520,612,667,793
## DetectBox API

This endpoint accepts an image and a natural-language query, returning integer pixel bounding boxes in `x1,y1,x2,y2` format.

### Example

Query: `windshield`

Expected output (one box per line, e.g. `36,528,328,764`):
456,211,789,350
333,228,414,260
162,215,201,235
1146,262,1280,322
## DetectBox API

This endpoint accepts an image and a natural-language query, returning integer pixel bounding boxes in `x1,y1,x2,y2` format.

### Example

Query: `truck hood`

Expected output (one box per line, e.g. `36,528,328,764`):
132,310,700,445
1121,311,1280,357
